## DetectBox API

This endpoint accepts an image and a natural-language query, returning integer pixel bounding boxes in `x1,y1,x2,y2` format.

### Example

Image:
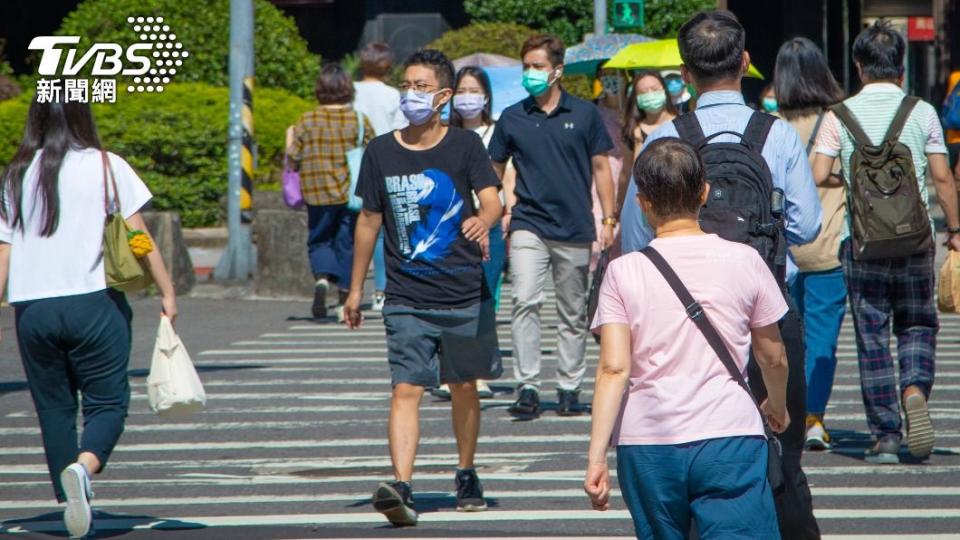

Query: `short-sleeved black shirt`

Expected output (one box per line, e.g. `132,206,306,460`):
356,127,501,309
488,91,614,243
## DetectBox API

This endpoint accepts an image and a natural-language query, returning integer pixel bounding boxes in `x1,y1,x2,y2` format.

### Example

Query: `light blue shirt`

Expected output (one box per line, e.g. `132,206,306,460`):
620,90,823,282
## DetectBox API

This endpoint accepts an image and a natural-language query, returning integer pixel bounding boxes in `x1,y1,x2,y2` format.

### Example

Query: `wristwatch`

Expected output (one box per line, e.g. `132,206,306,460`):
602,217,618,226
948,227,960,235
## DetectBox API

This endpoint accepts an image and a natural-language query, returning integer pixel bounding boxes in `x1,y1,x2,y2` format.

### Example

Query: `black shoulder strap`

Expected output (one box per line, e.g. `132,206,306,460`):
742,112,777,152
806,112,825,155
830,103,872,147
883,96,920,144
639,246,766,419
674,112,707,147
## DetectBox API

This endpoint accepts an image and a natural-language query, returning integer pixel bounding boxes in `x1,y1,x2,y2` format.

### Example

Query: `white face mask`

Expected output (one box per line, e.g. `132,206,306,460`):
399,90,441,125
453,94,486,119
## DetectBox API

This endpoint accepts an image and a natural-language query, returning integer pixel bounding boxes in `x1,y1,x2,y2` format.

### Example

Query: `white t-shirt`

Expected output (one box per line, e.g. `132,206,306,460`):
353,80,407,136
0,148,152,303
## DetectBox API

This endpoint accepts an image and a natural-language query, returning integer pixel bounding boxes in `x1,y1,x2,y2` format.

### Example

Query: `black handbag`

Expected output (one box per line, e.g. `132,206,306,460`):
587,249,610,344
639,246,785,495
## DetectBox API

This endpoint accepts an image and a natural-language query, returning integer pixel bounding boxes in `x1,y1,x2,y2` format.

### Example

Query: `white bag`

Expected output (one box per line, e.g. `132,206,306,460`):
147,316,206,416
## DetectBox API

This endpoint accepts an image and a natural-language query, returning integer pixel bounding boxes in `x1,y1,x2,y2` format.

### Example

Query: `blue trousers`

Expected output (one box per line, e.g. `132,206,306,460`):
306,203,355,290
482,223,507,312
790,267,848,415
15,290,133,503
617,436,780,540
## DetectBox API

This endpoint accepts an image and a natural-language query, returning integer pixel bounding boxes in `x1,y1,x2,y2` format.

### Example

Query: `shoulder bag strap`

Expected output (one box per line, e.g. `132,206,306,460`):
639,246,768,422
830,102,872,147
101,150,120,215
355,111,364,148
806,111,826,155
673,112,707,147
883,96,920,144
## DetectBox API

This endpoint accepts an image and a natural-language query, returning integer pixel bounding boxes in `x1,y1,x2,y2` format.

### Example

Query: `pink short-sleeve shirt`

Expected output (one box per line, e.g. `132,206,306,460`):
591,234,788,446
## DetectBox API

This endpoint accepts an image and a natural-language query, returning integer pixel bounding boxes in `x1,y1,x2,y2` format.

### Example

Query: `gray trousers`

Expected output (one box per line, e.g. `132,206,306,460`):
510,230,591,391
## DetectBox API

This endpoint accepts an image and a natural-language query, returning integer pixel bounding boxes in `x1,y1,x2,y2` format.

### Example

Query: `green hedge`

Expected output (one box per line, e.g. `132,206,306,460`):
0,83,312,227
426,22,536,60
56,0,319,99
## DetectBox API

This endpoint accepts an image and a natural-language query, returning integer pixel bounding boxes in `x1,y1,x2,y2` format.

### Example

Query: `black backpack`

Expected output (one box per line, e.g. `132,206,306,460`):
674,111,787,284
831,97,933,260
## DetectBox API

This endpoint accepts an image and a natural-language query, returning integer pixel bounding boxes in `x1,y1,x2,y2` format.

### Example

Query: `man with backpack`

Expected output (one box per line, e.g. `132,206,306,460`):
619,10,822,539
813,19,960,464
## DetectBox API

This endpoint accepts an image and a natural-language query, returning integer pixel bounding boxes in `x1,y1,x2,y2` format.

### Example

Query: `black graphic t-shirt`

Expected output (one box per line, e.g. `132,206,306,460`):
356,127,501,309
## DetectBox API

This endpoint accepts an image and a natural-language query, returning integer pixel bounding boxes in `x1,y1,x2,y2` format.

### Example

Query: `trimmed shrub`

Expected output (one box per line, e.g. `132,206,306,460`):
56,0,319,99
0,83,311,227
464,0,593,47
426,22,536,60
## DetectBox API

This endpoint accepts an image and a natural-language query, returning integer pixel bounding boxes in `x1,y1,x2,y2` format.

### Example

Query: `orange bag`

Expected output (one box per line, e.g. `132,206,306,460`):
937,251,960,312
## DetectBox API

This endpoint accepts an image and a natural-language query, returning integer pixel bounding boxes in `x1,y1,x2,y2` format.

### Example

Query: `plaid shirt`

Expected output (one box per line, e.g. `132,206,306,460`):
291,105,375,206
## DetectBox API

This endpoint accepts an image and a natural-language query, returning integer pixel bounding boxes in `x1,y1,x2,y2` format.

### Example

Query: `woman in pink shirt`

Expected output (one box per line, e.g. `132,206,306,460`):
584,138,790,539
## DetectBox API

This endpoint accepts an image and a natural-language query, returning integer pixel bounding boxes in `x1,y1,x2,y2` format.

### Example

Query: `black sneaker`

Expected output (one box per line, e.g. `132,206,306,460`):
372,481,417,526
557,389,582,416
455,468,487,512
312,278,329,319
864,434,901,465
508,387,540,419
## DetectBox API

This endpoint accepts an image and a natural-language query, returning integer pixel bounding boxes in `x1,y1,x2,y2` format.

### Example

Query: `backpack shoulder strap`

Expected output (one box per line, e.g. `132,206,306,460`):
883,96,920,144
806,111,825,155
674,112,707,147
355,110,364,147
742,112,776,152
830,102,872,147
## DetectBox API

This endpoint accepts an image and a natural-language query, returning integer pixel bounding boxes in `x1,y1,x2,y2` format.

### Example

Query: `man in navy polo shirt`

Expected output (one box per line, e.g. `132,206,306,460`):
489,35,617,419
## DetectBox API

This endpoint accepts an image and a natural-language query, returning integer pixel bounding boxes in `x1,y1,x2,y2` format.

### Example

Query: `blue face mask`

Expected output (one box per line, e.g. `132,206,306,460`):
666,78,684,97
762,96,778,113
400,90,441,125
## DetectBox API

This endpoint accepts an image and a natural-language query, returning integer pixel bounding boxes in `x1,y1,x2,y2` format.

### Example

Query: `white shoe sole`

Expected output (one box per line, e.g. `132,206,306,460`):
61,465,92,538
372,483,417,526
805,436,831,451
456,501,488,512
905,394,935,458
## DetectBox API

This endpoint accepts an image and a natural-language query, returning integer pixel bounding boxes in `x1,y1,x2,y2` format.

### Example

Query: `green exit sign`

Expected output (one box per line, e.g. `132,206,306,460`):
613,0,644,29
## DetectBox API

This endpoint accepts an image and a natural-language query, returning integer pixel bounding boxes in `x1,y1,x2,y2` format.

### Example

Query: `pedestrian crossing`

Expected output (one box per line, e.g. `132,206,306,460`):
2,286,960,538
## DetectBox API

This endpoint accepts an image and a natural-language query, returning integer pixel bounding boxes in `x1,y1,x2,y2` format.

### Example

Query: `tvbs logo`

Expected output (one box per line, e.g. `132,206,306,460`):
29,16,189,103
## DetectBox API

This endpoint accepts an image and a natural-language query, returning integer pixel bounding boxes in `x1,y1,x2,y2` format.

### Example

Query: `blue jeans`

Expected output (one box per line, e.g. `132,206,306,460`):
617,436,779,540
306,203,356,290
482,223,507,311
374,231,386,292
790,267,847,415
15,290,133,503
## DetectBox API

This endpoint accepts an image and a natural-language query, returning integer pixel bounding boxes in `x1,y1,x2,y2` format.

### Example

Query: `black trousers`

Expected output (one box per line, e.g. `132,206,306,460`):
748,297,822,540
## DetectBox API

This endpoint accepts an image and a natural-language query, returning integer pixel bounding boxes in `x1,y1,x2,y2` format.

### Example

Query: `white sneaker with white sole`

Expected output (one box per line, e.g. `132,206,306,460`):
61,463,93,538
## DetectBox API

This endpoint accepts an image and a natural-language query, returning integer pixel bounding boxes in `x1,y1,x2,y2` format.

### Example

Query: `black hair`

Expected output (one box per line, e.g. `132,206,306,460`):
0,97,101,237
677,10,745,85
774,37,845,120
449,66,493,128
402,49,455,90
852,19,906,82
633,138,706,218
315,62,354,105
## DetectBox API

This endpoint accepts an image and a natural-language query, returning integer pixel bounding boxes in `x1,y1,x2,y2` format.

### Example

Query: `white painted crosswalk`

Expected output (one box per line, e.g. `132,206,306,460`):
1,286,960,538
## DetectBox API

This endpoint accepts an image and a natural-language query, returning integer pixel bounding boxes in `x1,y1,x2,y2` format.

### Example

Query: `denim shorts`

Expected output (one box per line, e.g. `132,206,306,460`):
382,300,502,387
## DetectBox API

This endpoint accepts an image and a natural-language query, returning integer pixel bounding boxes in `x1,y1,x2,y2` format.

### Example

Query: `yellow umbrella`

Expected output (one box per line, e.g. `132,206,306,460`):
604,38,764,79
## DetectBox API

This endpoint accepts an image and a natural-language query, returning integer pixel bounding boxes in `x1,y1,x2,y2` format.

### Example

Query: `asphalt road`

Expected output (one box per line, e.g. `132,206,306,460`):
1,282,959,539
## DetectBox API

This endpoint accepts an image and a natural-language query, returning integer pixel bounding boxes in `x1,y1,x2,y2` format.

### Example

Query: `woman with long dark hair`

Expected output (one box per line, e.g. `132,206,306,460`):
435,65,511,400
0,98,177,538
774,36,846,452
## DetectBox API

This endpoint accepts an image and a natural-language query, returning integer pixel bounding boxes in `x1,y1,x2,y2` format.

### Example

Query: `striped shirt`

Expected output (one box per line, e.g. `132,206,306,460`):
291,105,375,206
816,83,947,241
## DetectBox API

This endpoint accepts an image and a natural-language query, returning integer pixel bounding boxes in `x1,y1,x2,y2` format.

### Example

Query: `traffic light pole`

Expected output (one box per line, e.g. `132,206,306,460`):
594,0,607,36
216,0,254,281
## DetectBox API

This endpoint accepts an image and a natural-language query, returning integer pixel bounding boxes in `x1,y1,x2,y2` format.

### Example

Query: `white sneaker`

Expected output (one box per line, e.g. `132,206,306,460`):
477,380,494,399
372,292,386,312
61,463,93,538
335,305,346,324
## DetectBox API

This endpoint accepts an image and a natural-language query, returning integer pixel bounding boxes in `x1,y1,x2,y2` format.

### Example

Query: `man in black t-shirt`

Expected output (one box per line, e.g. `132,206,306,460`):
343,50,503,527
